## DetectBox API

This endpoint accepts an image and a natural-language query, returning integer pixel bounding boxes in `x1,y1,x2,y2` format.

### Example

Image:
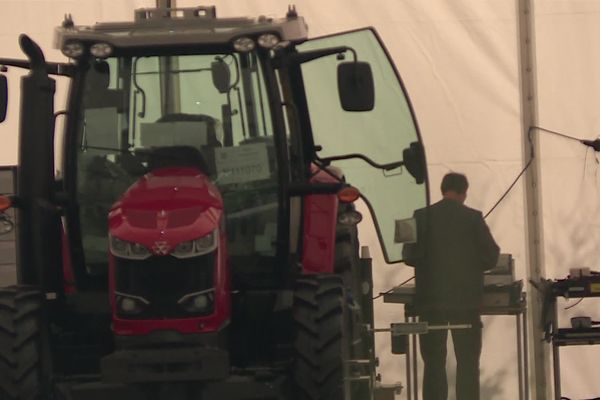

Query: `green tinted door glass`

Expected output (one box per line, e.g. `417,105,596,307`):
298,28,428,263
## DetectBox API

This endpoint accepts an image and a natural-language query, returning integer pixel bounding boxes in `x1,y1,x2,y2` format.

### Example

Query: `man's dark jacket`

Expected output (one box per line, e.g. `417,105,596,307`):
402,198,500,314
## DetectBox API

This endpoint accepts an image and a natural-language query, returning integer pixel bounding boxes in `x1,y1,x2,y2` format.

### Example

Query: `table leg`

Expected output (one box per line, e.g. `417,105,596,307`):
405,313,412,400
523,308,529,400
517,313,524,400
412,316,419,400
552,300,561,400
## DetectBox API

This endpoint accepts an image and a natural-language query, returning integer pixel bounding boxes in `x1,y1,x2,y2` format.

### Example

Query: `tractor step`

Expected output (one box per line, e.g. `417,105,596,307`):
56,375,288,400
101,346,229,383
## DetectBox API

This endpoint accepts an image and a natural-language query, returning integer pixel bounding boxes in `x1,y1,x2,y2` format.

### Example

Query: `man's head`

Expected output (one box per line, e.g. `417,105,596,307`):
441,172,468,203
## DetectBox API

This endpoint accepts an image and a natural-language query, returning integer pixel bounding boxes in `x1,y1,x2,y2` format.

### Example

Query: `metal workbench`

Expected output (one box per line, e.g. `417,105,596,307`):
382,284,528,400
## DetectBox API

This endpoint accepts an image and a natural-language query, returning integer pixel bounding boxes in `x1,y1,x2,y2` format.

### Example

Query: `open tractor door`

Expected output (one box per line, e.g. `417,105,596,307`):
0,5,427,400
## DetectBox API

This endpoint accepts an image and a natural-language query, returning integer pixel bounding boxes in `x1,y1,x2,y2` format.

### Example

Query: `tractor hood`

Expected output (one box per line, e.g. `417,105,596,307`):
108,167,223,255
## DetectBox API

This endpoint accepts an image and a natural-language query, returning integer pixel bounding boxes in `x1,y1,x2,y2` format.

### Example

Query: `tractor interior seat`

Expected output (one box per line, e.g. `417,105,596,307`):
147,145,209,174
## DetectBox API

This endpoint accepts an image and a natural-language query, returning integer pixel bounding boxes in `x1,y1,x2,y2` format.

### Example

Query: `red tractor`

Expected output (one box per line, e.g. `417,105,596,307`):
0,5,427,400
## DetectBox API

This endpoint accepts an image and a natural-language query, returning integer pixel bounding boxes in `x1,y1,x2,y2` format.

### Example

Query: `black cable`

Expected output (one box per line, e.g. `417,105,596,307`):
483,126,537,219
531,126,582,142
532,125,600,151
373,275,414,300
484,125,599,219
564,297,584,310
484,156,533,219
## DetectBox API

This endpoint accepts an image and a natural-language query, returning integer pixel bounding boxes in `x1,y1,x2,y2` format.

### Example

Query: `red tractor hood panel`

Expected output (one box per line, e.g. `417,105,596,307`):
109,167,223,251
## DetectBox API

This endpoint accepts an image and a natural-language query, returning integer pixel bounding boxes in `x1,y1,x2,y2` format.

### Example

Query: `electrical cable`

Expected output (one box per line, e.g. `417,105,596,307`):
562,397,600,400
532,125,600,150
564,297,584,310
483,125,600,219
532,126,582,142
373,275,414,300
484,157,533,219
483,126,536,219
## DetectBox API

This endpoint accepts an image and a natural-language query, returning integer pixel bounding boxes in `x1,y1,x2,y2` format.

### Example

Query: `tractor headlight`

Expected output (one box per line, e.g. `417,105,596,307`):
177,289,214,313
172,230,218,259
110,235,152,260
233,37,255,52
257,33,280,49
90,42,113,58
115,292,149,315
62,41,85,58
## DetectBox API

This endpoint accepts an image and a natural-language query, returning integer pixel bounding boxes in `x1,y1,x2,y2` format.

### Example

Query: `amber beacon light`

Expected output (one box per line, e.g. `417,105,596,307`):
337,186,360,203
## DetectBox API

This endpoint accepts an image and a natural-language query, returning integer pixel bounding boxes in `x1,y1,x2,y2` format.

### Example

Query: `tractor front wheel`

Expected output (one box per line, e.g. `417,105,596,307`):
0,286,44,400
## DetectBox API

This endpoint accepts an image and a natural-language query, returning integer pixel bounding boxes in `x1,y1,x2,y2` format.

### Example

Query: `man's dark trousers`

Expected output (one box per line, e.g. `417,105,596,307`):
419,311,482,400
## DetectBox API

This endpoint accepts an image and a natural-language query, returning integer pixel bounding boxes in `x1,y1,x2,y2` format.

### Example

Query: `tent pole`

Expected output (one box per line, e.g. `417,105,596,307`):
516,0,552,398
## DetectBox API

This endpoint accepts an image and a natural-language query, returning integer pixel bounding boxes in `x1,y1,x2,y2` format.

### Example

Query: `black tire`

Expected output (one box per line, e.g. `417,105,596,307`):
292,275,347,400
0,286,43,400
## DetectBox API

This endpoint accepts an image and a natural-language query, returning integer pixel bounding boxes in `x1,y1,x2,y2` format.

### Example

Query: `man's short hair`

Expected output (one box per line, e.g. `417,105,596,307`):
441,172,468,194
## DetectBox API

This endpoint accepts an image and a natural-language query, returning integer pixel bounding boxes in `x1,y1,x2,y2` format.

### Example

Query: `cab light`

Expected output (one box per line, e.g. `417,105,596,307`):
62,41,84,58
233,37,255,52
0,195,11,212
90,42,113,58
257,33,280,49
337,186,360,203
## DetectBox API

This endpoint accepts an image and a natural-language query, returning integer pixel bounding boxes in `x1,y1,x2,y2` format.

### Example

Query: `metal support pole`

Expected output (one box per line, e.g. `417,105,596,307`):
516,1,552,398
411,317,418,400
155,0,181,116
156,0,174,8
405,314,412,400
517,314,524,400
523,306,530,400
551,300,561,400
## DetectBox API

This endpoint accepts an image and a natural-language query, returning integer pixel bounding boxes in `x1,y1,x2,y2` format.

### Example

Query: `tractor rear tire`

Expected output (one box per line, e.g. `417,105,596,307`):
0,286,44,400
292,274,347,400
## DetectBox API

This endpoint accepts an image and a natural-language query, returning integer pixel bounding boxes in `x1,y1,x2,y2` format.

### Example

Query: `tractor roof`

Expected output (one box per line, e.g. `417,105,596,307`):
54,5,308,52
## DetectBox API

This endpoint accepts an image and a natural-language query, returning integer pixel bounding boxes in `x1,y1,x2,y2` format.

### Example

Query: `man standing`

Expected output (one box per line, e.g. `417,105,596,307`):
402,172,499,400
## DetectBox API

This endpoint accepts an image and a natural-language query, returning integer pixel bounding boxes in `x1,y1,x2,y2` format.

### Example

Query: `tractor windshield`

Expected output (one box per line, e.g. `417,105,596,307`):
74,52,278,272
298,29,428,263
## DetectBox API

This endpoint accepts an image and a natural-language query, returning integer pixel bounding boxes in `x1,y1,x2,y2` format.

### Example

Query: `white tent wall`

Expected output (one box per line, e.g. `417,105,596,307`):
534,2,600,399
0,0,598,399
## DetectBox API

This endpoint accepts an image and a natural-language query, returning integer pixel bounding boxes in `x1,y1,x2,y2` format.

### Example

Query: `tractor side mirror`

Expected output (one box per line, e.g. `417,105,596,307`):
211,60,230,94
337,61,374,112
0,74,7,123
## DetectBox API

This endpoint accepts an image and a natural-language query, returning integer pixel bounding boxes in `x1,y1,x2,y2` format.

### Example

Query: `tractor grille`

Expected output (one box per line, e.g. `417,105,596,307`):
114,253,215,319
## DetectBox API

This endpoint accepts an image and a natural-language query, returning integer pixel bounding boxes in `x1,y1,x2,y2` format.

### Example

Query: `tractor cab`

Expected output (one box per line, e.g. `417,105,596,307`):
0,5,428,400
52,6,427,297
